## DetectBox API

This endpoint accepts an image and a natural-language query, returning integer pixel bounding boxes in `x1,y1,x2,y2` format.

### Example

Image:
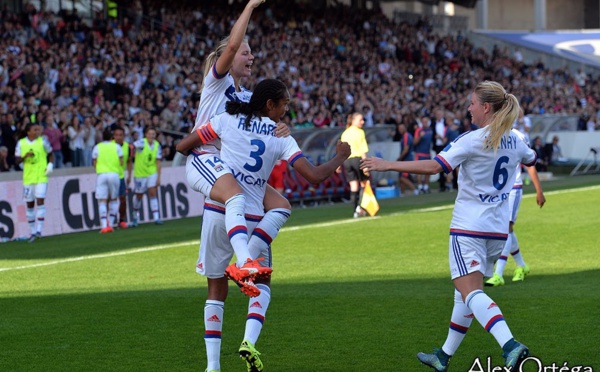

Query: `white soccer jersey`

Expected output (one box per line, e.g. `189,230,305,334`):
196,112,304,215
193,64,253,154
435,128,536,238
511,128,529,187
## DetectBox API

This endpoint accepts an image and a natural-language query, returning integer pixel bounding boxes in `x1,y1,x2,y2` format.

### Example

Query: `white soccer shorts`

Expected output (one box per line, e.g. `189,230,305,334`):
95,172,120,200
449,235,505,280
133,173,158,194
196,202,271,278
23,183,48,202
185,152,232,198
508,187,523,224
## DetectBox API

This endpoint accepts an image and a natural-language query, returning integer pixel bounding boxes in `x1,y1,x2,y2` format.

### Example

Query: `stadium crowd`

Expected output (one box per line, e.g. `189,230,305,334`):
1,0,600,172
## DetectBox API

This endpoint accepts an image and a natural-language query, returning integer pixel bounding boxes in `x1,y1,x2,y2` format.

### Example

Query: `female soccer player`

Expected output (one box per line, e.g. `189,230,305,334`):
186,0,291,278
177,79,351,372
131,126,162,226
15,123,54,242
361,81,535,371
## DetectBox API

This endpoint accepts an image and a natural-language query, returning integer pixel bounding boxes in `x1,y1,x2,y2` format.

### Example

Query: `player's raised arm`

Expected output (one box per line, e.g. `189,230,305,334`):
293,141,351,184
214,0,266,76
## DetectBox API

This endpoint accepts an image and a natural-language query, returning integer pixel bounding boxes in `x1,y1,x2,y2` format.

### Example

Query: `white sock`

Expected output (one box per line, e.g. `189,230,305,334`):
442,290,473,356
494,235,512,276
204,300,224,372
35,205,46,235
244,284,271,345
248,208,291,259
150,197,160,221
465,290,513,347
133,197,142,217
423,184,429,191
99,202,108,228
225,194,250,266
510,232,526,267
109,200,119,227
26,208,36,235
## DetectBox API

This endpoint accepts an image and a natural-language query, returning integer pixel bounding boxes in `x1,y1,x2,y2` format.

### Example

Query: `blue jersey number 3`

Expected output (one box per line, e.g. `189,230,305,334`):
244,139,265,172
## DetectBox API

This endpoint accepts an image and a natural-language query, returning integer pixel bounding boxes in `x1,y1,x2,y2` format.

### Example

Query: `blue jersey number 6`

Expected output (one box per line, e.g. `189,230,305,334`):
244,139,265,172
493,156,510,190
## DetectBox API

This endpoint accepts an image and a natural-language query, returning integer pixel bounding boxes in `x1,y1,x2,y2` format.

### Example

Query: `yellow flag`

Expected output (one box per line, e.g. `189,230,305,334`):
360,181,380,216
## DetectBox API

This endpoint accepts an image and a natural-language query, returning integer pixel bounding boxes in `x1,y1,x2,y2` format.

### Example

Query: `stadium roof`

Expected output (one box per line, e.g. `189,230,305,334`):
380,0,477,8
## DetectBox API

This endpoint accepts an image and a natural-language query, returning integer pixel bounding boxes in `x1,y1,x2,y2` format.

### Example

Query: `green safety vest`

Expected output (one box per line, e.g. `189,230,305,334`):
96,141,121,174
107,0,117,18
134,139,159,178
113,140,130,179
19,137,48,185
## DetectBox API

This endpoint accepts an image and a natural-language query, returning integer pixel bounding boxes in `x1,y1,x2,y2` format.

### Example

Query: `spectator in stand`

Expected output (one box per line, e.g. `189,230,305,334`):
67,116,84,167
395,123,419,196
413,115,434,194
532,136,548,172
432,107,448,192
544,135,567,165
42,111,64,168
0,146,10,172
82,115,96,167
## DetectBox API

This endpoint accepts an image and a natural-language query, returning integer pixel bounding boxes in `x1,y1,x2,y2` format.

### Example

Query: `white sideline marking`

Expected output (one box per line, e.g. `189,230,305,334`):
1,185,598,272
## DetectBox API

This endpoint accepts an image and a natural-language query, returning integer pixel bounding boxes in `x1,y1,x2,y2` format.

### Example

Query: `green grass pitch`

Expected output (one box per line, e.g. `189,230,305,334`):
1,175,599,371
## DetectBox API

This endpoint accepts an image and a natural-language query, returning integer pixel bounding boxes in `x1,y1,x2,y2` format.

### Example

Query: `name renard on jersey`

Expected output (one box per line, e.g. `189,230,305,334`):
237,118,277,136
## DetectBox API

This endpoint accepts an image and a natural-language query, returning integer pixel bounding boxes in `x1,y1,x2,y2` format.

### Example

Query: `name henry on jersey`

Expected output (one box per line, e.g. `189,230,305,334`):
499,134,518,149
231,168,268,188
238,118,276,136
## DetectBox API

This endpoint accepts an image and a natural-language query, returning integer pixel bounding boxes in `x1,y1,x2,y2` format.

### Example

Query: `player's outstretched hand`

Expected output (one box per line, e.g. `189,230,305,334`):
248,0,266,9
335,140,351,160
360,157,387,172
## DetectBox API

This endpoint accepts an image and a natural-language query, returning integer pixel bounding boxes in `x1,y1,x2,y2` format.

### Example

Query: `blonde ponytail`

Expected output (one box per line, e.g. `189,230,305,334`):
474,81,520,151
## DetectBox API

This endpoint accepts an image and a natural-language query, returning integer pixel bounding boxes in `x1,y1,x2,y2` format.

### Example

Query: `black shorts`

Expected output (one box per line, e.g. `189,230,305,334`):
344,157,369,182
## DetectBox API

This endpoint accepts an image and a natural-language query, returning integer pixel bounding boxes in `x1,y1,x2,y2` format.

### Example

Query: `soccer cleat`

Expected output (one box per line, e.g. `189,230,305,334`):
129,216,138,228
417,349,449,372
239,340,264,372
155,219,164,225
512,265,530,282
503,342,529,369
225,258,272,283
205,370,219,372
28,234,38,243
100,226,114,234
485,273,505,287
118,221,128,229
234,277,261,297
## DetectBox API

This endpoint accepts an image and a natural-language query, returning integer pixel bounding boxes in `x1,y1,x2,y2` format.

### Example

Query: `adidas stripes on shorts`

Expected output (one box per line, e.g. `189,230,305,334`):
196,202,271,279
185,152,233,198
448,235,504,280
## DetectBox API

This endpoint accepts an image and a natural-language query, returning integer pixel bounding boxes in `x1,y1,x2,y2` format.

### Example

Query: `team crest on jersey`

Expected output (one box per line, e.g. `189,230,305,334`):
213,164,224,172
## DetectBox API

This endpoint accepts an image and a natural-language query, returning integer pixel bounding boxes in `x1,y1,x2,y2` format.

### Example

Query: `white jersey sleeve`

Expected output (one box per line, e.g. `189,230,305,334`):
92,144,100,159
42,136,52,153
15,140,22,157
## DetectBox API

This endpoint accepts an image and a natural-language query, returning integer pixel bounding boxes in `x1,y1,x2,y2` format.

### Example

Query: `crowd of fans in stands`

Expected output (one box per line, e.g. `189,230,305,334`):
1,0,599,172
